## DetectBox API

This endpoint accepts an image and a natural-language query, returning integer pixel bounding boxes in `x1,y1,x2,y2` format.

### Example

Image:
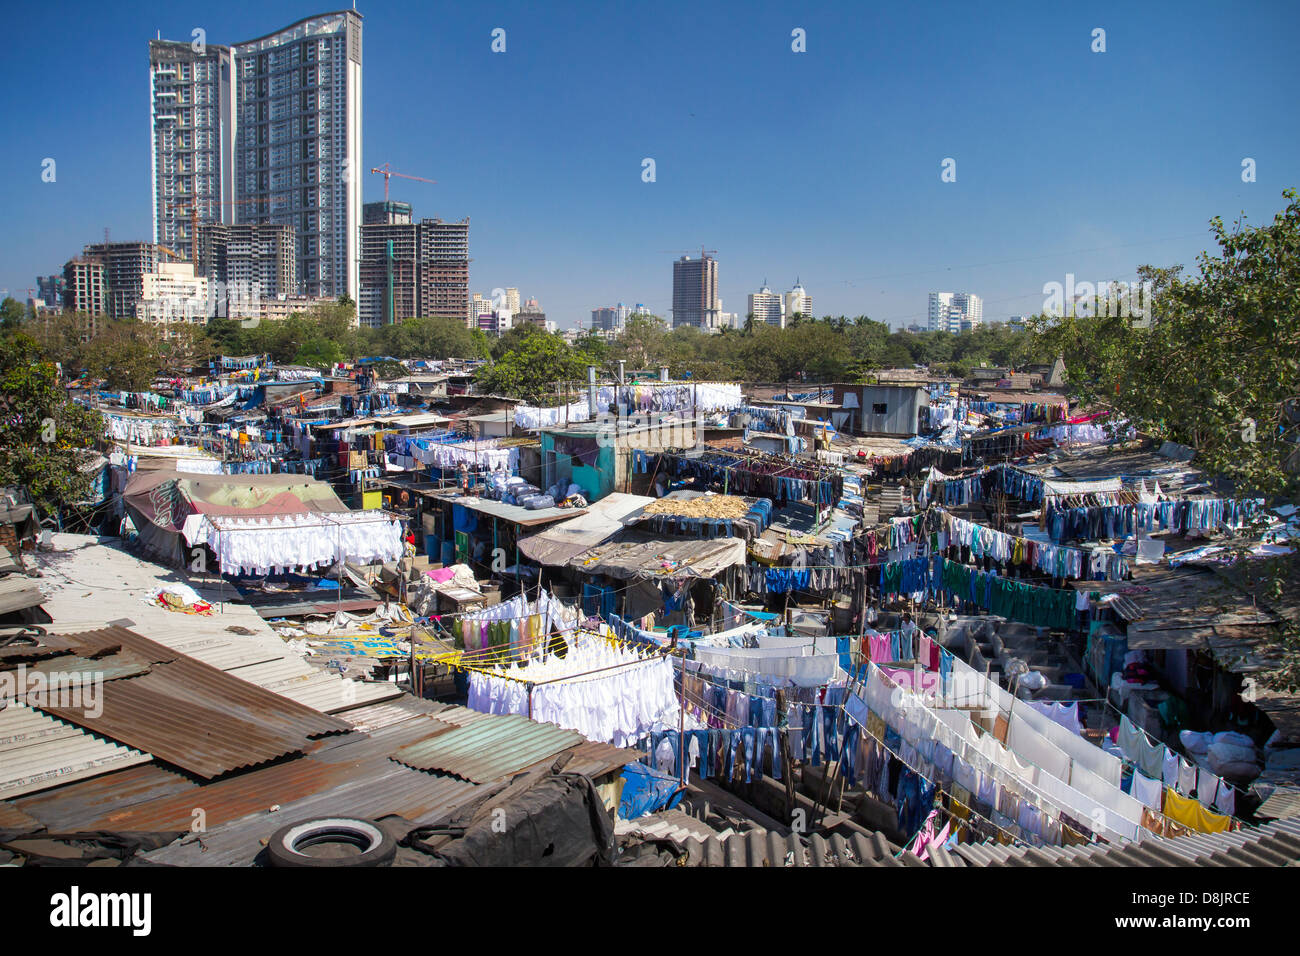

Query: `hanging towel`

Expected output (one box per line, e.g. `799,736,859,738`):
1197,767,1221,808
1164,788,1232,833
1130,771,1164,811
1162,748,1179,788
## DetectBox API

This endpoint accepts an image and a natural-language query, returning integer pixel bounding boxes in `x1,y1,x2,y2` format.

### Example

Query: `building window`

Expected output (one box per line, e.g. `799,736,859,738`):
872,403,888,415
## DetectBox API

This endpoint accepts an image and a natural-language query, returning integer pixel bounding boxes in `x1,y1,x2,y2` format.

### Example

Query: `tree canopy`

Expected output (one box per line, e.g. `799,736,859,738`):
0,334,104,509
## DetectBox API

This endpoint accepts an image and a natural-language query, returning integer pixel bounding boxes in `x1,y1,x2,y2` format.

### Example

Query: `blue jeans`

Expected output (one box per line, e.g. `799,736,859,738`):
840,723,860,785
740,727,757,782
689,729,711,778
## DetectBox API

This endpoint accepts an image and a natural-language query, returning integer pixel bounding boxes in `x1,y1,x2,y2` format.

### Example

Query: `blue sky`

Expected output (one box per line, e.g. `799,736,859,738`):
2,0,1298,329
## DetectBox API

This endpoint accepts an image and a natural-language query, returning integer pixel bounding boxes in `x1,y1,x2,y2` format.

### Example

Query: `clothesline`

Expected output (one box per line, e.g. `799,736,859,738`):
848,695,1058,850
856,662,1161,842
837,657,1070,847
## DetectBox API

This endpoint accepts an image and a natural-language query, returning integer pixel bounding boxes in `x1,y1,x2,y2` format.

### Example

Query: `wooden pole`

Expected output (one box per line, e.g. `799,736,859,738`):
777,689,796,823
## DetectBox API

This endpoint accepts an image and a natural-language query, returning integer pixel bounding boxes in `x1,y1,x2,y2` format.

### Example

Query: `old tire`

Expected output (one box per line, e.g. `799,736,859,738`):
266,817,397,868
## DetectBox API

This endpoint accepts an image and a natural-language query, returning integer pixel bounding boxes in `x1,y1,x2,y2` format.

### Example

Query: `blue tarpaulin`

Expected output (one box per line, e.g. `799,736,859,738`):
618,763,683,819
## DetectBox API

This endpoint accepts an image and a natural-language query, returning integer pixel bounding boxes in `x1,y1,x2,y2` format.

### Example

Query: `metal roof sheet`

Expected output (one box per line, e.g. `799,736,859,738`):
36,628,350,779
391,713,584,783
440,493,588,528
141,766,479,866
0,577,46,615
950,817,1300,867
568,534,747,580
516,493,656,566
0,701,152,799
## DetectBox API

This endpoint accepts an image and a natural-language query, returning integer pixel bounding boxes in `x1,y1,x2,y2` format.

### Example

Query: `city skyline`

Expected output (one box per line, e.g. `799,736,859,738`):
3,1,1299,329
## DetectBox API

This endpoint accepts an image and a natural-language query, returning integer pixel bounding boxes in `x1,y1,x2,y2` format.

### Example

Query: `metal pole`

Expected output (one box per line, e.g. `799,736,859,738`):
677,650,687,790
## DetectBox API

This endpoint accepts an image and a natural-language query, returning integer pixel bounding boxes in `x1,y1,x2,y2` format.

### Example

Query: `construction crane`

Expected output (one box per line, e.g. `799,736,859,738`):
368,163,436,202
659,246,718,259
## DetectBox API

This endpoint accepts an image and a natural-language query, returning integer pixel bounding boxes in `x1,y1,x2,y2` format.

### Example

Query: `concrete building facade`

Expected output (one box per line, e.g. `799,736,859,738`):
672,254,720,330
230,11,363,300
149,39,236,261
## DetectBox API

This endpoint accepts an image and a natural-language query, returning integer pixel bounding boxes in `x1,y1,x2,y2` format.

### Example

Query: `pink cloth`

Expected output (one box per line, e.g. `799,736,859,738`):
909,811,952,861
868,634,892,663
426,566,457,582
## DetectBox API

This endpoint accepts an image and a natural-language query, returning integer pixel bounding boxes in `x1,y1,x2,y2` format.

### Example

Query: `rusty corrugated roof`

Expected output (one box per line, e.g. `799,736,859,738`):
36,628,350,779
0,800,45,830
391,713,584,783
12,713,459,833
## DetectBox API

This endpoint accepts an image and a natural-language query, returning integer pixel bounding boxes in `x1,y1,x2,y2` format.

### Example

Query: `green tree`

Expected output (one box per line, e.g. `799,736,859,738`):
475,329,589,402
1028,191,1300,689
204,317,247,356
79,322,165,390
0,334,104,510
0,297,25,329
294,337,344,370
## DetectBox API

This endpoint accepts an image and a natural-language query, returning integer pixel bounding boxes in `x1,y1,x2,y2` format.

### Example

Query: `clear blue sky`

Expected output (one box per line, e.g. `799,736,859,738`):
2,0,1298,329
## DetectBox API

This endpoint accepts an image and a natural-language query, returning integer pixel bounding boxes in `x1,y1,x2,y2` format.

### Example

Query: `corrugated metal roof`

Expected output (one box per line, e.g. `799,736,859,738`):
12,714,460,834
555,740,641,780
569,534,747,581
517,493,656,566
391,713,584,782
141,766,478,866
439,493,588,528
675,827,923,868
0,701,152,800
36,628,350,779
341,697,449,733
0,800,44,830
950,817,1300,867
0,651,154,700
0,577,46,615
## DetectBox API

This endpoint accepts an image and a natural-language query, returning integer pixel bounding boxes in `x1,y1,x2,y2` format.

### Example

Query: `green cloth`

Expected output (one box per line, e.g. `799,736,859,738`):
941,559,1075,630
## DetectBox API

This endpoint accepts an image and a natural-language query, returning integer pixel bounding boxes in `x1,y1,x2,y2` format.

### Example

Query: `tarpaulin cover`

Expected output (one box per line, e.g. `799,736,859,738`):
452,504,478,534
122,471,349,567
412,773,616,867
123,471,348,534
568,534,746,581
618,763,683,819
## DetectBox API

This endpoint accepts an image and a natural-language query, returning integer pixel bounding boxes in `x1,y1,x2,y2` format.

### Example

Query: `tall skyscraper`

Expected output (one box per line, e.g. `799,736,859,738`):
231,11,364,301
505,288,520,314
928,291,982,333
672,253,719,329
152,13,364,303
81,241,161,319
198,222,297,316
591,302,633,331
149,39,236,261
748,283,784,327
416,218,470,325
358,213,469,327
784,280,812,320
